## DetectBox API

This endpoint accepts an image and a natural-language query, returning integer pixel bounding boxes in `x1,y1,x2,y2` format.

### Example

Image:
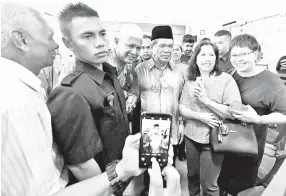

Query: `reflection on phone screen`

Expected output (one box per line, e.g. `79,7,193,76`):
141,117,171,163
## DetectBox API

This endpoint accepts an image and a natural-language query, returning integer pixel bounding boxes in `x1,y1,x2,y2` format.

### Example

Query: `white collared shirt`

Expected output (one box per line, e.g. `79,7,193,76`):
0,58,68,196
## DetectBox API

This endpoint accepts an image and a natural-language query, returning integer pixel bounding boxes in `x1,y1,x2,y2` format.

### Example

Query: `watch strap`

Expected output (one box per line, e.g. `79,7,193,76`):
105,160,132,195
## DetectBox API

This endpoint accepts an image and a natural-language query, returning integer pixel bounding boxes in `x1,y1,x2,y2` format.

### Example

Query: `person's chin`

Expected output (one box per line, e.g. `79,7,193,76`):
160,59,169,64
237,68,249,72
42,61,54,69
201,68,213,73
143,55,151,59
89,58,106,65
162,56,171,61
124,58,134,64
200,65,214,72
234,64,248,72
95,56,107,63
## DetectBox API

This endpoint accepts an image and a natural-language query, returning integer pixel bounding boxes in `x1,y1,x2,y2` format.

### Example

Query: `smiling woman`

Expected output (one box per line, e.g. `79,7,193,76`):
179,40,242,196
218,34,286,196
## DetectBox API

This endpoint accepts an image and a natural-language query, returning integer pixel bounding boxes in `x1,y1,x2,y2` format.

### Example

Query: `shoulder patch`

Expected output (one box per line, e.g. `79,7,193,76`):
61,70,83,86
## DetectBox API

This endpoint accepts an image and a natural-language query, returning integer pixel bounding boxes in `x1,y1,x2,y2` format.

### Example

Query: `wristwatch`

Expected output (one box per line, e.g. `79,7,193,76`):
105,160,131,195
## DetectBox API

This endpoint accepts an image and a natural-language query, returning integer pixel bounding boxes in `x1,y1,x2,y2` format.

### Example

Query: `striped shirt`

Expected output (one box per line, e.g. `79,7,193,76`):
0,58,68,196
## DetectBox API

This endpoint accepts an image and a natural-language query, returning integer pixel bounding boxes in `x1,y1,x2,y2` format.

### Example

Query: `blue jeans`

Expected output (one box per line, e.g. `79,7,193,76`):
185,137,224,196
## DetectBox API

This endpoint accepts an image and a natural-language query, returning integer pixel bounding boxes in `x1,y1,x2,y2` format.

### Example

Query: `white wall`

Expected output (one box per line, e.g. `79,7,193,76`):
21,0,286,74
222,13,286,73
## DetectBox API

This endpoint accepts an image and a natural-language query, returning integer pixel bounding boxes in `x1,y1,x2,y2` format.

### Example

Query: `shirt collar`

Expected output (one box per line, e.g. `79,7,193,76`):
75,58,117,85
148,58,173,71
221,51,230,62
0,57,43,93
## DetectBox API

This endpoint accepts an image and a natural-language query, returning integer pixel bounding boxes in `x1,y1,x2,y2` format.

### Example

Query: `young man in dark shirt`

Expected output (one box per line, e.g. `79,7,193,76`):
180,34,195,65
47,3,132,190
214,30,233,73
140,35,153,62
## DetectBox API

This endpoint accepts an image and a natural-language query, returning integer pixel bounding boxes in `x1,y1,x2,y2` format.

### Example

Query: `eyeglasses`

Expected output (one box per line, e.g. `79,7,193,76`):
230,51,256,58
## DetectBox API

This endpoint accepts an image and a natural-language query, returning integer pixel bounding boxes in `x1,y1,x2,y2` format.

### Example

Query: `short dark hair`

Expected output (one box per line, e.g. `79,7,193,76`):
143,34,151,40
182,34,195,44
214,30,231,39
200,37,211,42
187,41,222,81
230,34,259,52
276,56,286,71
58,3,99,37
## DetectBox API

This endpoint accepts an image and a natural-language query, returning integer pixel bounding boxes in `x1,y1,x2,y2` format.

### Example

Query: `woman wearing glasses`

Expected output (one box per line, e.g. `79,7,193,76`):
179,40,242,196
218,34,286,196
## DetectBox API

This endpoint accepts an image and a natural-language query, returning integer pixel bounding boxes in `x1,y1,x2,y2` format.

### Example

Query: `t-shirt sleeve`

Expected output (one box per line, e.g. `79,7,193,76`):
47,88,103,165
269,88,286,115
222,75,242,105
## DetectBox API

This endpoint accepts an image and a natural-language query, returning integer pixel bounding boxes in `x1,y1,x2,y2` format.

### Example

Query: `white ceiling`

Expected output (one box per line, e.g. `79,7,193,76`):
18,0,286,31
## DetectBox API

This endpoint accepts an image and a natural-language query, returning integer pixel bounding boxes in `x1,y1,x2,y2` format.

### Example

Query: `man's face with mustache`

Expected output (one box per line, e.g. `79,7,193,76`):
182,42,194,56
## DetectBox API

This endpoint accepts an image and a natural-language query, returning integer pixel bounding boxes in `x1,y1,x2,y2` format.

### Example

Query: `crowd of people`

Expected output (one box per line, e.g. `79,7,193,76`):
1,2,286,196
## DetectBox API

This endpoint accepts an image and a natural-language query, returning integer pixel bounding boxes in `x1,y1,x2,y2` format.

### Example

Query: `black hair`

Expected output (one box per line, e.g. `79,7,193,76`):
182,34,195,44
230,33,259,52
58,3,99,37
187,41,222,81
214,30,231,39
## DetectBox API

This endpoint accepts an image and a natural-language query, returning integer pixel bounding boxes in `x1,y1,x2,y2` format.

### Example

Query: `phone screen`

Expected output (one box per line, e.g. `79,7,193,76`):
139,112,172,169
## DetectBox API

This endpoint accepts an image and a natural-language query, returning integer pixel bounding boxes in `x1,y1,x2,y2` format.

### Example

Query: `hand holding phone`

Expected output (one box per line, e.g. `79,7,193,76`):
196,77,203,87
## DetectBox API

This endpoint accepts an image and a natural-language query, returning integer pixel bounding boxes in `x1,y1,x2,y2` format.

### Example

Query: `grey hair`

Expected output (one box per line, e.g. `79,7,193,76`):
1,2,41,48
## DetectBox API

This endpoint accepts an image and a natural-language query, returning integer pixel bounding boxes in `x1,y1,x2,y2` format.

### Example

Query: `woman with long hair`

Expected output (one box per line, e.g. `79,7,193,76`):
179,41,241,196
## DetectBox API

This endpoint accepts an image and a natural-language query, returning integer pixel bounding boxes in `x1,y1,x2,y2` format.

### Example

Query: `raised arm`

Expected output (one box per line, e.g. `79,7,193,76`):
53,134,144,196
194,75,241,119
232,88,286,125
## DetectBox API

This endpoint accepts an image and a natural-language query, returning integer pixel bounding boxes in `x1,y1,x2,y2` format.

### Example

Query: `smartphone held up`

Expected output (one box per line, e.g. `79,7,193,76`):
227,100,248,114
139,112,172,169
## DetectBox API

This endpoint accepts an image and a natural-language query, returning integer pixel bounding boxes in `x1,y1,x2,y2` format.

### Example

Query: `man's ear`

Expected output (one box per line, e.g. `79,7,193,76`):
9,29,28,51
62,37,73,51
115,38,120,49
